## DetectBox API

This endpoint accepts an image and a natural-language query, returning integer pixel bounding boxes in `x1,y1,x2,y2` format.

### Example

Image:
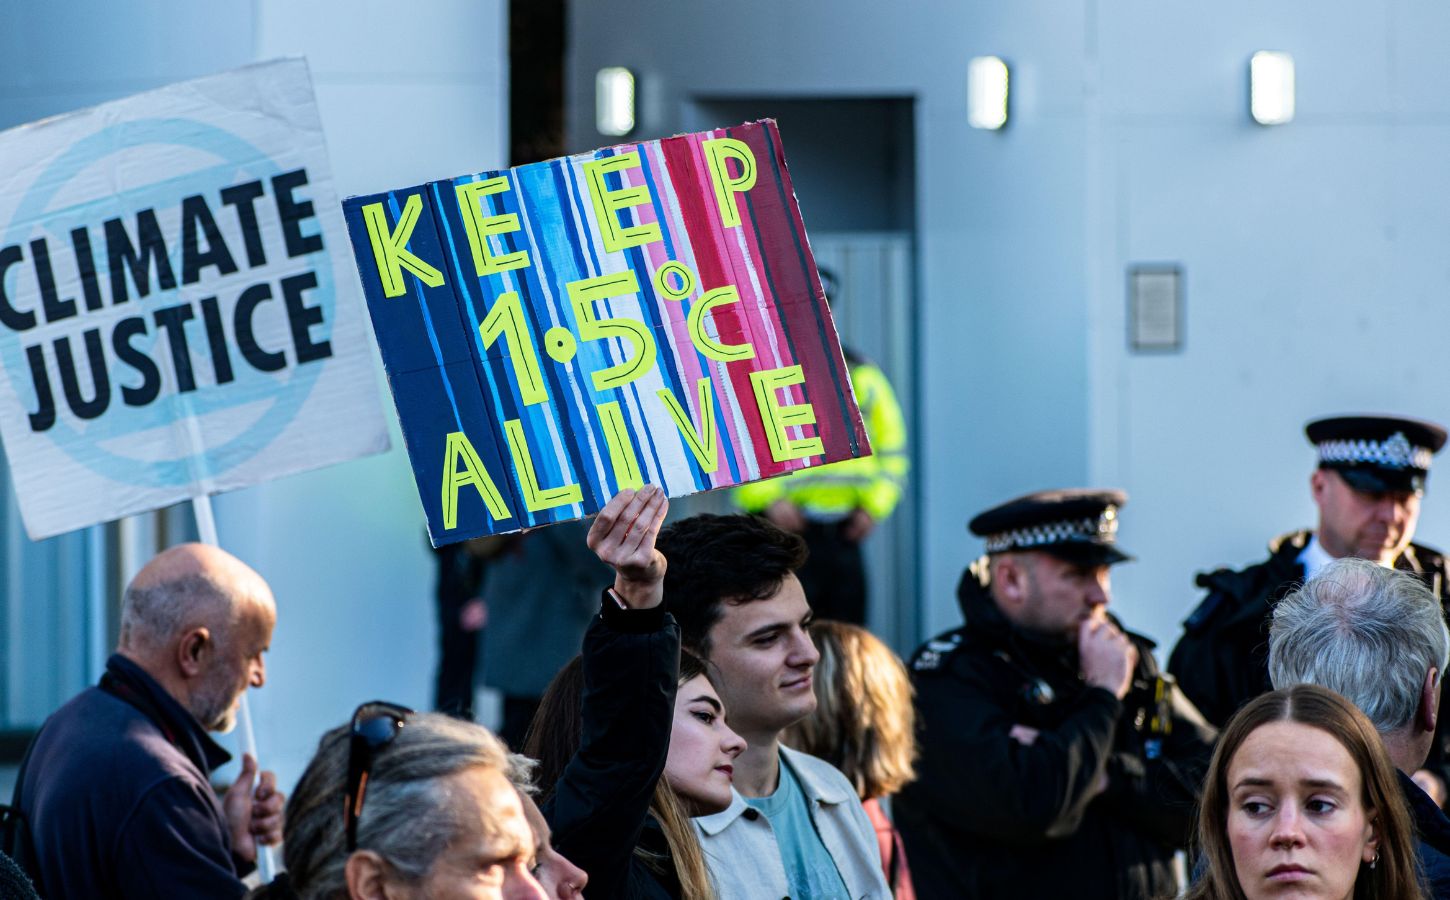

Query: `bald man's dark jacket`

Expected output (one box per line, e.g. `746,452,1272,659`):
1167,531,1450,741
896,560,1217,900
16,654,249,900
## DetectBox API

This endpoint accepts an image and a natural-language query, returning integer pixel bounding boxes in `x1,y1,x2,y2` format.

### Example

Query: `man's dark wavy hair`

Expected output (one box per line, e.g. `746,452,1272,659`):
657,513,809,656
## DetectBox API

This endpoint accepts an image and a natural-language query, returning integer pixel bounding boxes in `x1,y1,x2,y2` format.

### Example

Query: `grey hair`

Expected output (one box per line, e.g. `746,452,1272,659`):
1269,557,1450,733
269,711,513,900
118,572,235,649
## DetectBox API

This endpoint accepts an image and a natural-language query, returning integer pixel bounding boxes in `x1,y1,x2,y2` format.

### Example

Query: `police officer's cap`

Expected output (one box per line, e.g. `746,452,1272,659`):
968,488,1132,566
1305,414,1448,495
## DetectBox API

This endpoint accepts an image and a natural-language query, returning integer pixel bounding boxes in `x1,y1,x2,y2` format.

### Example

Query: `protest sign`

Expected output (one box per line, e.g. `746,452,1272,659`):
0,59,389,539
343,119,869,545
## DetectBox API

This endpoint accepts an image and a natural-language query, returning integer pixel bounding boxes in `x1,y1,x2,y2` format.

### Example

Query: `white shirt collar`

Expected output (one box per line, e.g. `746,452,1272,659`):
1298,534,1337,579
1299,533,1395,577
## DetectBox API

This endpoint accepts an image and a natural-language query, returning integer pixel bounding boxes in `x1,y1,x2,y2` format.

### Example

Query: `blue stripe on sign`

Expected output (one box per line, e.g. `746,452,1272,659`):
390,192,463,433
499,168,599,512
515,163,610,506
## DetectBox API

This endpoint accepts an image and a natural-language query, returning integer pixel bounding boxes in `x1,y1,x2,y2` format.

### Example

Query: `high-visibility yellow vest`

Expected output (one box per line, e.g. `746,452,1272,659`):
736,358,909,521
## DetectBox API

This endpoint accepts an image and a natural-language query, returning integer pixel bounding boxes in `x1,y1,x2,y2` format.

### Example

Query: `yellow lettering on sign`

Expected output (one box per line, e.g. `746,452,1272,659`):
688,286,755,362
582,152,663,253
440,431,512,529
749,365,825,463
702,138,757,229
455,178,531,276
361,195,445,298
478,291,548,407
658,378,719,473
596,400,644,490
504,419,584,512
566,271,657,391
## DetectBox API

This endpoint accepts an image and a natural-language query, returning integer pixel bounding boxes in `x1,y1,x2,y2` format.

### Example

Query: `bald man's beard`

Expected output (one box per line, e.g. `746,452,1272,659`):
192,669,244,734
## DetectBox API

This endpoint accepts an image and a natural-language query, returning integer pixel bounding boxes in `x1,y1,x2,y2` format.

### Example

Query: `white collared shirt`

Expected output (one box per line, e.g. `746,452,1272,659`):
1297,534,1337,579
1298,533,1394,578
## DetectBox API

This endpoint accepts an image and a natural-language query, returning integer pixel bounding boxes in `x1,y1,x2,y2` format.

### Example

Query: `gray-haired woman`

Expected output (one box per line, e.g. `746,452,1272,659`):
248,705,546,900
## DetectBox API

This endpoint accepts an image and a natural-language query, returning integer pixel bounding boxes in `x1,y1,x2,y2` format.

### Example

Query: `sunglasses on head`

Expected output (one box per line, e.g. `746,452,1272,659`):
344,700,413,852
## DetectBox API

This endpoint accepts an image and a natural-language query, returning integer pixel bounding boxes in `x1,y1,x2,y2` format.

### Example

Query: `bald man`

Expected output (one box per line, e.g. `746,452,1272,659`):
14,544,283,900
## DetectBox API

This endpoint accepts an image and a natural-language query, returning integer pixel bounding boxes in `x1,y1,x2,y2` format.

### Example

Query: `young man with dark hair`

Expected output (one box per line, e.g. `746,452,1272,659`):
656,514,890,899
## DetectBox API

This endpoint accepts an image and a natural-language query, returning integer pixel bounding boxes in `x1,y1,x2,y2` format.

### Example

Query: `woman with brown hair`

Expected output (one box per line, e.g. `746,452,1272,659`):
1185,683,1426,900
783,620,918,898
524,486,744,900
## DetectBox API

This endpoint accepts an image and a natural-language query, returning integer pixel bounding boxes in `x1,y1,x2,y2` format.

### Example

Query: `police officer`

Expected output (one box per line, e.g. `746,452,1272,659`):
1169,413,1450,800
895,489,1215,900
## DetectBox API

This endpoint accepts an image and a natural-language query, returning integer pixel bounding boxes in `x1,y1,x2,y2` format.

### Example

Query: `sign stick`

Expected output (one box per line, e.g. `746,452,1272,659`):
190,492,277,883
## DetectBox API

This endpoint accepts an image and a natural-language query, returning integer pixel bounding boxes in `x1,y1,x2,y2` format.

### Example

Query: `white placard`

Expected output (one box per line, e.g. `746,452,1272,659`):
0,59,388,539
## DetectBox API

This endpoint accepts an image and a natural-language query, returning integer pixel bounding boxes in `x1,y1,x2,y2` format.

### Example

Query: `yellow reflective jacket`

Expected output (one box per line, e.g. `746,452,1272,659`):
736,357,908,521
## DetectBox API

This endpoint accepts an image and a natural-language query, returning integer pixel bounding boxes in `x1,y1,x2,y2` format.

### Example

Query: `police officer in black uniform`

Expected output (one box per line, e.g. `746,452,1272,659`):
896,489,1216,900
1168,414,1450,801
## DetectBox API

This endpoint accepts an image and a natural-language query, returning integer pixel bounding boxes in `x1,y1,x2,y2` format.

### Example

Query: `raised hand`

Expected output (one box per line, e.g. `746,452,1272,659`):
587,485,669,609
223,752,285,863
1078,616,1137,700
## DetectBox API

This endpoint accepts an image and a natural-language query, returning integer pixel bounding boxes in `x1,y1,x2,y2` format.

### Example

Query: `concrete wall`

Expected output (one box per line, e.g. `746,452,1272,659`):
568,0,1450,651
0,0,508,790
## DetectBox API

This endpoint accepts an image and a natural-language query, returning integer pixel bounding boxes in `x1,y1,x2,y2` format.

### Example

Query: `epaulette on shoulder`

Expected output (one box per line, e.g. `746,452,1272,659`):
1182,590,1229,634
911,633,963,672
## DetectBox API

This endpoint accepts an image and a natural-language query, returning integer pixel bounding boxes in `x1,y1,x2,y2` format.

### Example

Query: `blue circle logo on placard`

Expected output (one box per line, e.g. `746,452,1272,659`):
0,117,337,489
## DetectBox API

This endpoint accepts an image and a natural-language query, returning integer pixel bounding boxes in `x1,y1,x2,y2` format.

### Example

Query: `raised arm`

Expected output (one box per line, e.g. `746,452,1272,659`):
546,487,678,898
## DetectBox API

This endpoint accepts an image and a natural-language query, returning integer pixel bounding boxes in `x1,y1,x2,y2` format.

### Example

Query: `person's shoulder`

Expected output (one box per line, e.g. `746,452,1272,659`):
907,628,969,676
31,687,147,765
1183,531,1307,634
1408,540,1448,574
779,746,859,806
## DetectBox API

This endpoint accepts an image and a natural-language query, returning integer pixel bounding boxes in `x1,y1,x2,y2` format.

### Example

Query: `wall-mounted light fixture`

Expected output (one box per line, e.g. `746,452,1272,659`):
968,56,1009,130
1250,51,1294,125
596,67,635,137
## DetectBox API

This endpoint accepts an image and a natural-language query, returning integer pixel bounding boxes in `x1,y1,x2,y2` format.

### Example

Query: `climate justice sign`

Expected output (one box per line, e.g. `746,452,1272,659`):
343,120,869,544
0,59,388,539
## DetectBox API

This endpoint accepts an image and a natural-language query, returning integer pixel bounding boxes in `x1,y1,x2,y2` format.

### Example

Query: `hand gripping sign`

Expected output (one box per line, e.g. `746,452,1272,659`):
0,59,388,540
343,120,870,545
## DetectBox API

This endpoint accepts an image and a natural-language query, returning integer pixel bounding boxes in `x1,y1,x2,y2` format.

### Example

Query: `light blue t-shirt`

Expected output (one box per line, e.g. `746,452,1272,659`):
743,759,852,899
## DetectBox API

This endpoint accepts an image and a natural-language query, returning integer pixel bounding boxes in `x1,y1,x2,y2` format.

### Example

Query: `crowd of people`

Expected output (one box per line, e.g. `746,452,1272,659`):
4,412,1450,899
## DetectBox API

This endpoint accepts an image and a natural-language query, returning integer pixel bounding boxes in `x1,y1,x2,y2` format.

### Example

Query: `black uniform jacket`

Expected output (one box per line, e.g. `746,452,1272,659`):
895,560,1217,900
543,596,683,900
1167,530,1450,785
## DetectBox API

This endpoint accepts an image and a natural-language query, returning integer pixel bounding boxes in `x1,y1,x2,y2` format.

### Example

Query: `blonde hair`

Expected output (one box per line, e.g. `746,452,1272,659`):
784,620,918,799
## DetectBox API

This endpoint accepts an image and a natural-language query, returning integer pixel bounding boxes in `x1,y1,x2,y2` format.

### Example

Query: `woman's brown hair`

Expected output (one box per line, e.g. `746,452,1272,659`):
524,651,715,900
782,620,918,799
1183,683,1425,900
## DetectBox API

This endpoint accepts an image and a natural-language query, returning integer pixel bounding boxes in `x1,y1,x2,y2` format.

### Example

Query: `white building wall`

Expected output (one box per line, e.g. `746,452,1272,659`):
568,0,1450,651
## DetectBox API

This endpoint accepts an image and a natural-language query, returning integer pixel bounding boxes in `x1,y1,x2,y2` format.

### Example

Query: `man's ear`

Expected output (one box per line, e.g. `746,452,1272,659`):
345,850,393,900
175,627,211,679
994,555,1028,608
1421,667,1441,734
1310,468,1330,507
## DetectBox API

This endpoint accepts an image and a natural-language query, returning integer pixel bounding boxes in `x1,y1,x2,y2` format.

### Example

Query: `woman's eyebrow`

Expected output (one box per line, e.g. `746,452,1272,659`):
689,695,723,713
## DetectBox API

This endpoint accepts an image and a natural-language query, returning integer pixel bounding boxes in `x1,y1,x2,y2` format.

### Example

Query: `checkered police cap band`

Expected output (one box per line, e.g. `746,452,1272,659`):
1317,431,1433,472
983,507,1120,553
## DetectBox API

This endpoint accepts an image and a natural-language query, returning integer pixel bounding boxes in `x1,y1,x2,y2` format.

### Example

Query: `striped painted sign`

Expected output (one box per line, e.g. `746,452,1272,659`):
343,120,868,545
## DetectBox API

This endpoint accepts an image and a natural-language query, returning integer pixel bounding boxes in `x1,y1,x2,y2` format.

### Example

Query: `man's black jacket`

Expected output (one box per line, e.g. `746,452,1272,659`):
1168,531,1450,784
17,654,248,899
1401,770,1450,898
543,597,682,900
895,560,1217,900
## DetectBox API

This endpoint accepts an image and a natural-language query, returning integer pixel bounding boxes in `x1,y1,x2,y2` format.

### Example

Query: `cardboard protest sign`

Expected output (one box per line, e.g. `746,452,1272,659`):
0,59,389,539
343,119,869,545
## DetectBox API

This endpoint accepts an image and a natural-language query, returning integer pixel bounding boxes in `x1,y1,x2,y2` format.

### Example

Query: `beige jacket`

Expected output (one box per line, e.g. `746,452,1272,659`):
693,745,890,899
